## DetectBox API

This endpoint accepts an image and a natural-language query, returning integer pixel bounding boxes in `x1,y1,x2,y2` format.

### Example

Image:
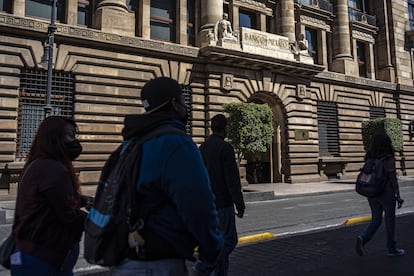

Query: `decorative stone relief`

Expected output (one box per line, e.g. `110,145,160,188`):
352,30,375,44
296,84,307,100
237,0,266,9
300,15,331,32
0,14,198,57
222,74,234,91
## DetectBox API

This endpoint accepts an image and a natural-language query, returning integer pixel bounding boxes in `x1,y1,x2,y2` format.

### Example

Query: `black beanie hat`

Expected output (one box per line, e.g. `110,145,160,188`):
141,77,183,113
211,114,227,132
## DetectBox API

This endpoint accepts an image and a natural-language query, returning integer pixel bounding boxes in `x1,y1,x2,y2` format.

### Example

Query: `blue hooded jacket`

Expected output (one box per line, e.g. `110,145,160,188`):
121,112,223,263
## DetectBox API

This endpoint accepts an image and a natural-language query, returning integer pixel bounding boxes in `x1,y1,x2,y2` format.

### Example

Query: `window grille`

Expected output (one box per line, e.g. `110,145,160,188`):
181,86,192,135
17,70,74,160
369,107,385,119
317,102,339,156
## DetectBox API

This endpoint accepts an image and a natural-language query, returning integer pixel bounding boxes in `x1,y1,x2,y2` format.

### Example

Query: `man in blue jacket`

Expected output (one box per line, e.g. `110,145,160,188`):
111,77,223,275
199,114,246,276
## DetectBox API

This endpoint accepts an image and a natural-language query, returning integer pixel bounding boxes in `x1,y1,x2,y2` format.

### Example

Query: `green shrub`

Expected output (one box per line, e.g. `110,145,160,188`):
223,102,274,165
361,118,403,152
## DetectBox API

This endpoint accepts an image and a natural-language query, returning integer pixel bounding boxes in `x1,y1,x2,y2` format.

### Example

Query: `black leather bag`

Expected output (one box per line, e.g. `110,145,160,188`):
0,234,15,269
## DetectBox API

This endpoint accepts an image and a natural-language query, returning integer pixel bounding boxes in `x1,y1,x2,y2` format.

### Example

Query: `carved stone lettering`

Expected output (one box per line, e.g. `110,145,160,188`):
0,14,198,57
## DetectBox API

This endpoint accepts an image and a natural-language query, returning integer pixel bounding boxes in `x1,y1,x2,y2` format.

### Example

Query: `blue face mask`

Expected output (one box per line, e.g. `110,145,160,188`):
65,139,82,160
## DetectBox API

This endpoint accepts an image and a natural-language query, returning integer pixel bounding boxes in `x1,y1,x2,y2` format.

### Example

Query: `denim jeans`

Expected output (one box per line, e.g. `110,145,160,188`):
194,206,237,276
215,206,238,276
111,258,187,276
10,243,79,276
361,190,397,252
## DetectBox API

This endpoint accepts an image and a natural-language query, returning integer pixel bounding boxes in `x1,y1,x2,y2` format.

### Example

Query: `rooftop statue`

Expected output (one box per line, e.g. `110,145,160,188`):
291,33,310,56
214,13,238,42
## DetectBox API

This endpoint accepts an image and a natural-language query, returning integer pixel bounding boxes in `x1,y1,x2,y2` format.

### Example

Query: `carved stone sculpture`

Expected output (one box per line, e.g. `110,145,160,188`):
214,13,238,42
290,33,309,56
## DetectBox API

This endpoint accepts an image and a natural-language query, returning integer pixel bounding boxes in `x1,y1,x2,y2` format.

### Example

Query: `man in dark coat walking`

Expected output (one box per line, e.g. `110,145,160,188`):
199,114,246,276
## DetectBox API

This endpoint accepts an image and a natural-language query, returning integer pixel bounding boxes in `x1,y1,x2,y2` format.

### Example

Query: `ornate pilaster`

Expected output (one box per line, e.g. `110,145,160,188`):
332,0,358,75
94,0,135,36
199,0,223,46
279,0,295,42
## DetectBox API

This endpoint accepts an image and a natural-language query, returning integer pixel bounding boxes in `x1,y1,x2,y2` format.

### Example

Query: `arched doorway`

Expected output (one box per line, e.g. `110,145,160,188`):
247,92,287,183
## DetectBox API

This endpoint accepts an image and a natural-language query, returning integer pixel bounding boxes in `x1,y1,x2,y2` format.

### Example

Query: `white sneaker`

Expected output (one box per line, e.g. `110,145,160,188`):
387,248,405,257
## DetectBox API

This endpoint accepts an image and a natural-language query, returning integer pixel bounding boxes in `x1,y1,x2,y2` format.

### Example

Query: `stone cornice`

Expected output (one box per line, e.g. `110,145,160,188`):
236,0,266,9
234,0,273,14
352,30,375,44
0,14,199,58
316,71,397,91
299,15,331,32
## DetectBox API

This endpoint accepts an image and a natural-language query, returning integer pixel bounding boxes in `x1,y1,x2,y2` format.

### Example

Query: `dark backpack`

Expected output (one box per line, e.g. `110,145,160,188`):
355,157,387,197
84,127,186,266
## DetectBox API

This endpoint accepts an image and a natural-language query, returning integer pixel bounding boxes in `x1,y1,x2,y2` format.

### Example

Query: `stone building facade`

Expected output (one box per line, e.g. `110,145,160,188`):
1,0,414,185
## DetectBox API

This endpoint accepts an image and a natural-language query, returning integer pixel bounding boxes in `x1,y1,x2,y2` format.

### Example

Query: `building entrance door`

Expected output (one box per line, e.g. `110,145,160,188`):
246,94,286,184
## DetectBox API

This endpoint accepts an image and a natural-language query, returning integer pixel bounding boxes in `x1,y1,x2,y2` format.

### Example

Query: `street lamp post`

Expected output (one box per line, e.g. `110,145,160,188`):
44,0,57,117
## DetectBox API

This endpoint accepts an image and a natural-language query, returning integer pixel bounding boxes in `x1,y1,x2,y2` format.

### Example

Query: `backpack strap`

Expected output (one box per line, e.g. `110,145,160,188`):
125,126,187,230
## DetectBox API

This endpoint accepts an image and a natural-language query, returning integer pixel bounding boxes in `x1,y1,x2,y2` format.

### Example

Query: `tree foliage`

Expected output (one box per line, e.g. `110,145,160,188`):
223,102,274,165
361,118,403,152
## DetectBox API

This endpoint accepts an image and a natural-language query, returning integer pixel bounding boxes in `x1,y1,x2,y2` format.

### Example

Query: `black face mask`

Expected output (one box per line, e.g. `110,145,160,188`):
65,140,82,161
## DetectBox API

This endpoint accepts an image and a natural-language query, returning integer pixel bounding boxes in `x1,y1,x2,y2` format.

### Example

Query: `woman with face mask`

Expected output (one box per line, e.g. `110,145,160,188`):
10,116,93,275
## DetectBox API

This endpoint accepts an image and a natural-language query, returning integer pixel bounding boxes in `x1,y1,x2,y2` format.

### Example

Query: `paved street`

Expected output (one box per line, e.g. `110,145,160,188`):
229,213,414,276
238,182,414,237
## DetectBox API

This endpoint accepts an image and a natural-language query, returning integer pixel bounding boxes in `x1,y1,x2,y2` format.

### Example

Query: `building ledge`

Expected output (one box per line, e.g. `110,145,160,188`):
199,46,325,78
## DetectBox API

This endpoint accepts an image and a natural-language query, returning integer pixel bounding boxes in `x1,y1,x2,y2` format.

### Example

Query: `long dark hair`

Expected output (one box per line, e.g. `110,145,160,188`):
366,133,394,159
27,116,80,192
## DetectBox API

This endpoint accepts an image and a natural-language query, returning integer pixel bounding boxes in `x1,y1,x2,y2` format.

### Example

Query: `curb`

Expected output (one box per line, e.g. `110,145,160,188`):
273,189,354,200
343,216,371,225
238,232,275,245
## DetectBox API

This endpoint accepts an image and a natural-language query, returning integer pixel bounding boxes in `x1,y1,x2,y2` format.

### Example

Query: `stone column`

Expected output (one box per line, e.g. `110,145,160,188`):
139,0,150,39
352,38,357,63
321,30,328,67
332,0,358,75
259,13,266,32
279,0,295,41
66,0,78,25
230,4,239,33
178,0,188,45
13,0,25,16
367,43,376,79
199,0,223,46
375,0,395,82
94,0,135,36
